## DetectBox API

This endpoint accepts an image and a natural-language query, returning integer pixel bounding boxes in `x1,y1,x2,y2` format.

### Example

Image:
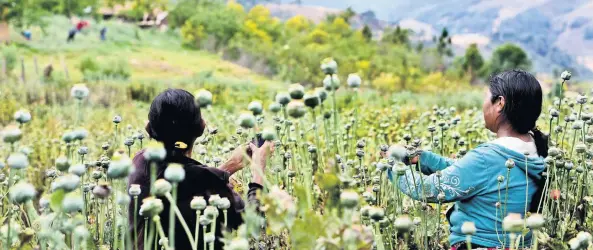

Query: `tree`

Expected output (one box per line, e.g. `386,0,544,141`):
1,0,49,28
489,43,532,74
361,25,372,42
339,7,356,24
382,26,409,46
462,44,484,84
436,27,453,58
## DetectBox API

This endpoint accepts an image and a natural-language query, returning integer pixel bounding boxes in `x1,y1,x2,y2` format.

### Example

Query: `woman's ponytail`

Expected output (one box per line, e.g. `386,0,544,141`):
531,127,548,158
529,127,548,212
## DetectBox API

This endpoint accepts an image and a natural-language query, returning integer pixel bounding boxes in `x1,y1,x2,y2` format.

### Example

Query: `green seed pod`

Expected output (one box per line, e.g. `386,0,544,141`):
288,83,305,99
191,196,207,210
394,215,413,232
314,88,328,103
9,182,36,204
275,92,291,106
303,92,320,108
153,179,172,196
320,58,338,75
164,163,186,183
7,153,28,169
347,73,362,88
261,127,277,141
561,70,572,81
13,109,31,124
62,192,84,213
237,112,256,129
248,101,263,116
323,74,340,91
2,125,22,143
339,190,359,209
195,89,213,108
287,101,306,118
268,102,281,113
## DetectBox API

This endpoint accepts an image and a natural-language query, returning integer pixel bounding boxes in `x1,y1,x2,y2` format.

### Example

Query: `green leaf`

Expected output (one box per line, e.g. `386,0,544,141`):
49,189,65,212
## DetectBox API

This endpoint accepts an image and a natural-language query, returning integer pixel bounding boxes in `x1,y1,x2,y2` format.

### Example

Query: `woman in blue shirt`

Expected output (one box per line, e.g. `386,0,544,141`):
394,70,547,249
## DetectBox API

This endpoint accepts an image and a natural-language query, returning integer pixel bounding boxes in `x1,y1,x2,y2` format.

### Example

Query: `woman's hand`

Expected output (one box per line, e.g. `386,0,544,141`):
219,145,247,175
379,146,419,164
249,141,274,185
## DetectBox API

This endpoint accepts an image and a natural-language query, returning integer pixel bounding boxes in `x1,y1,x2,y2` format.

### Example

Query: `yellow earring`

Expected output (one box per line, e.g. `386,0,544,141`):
174,141,188,149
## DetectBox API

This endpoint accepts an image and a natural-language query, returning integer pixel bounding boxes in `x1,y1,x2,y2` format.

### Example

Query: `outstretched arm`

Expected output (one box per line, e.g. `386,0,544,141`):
397,149,487,203
417,151,455,175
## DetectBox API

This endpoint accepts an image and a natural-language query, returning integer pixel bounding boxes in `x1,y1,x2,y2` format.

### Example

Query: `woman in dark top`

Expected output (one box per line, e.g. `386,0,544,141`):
128,89,271,250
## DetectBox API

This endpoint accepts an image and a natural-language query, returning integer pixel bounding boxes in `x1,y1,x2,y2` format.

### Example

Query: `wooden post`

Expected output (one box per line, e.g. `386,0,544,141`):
61,56,69,81
34,56,39,78
21,58,25,84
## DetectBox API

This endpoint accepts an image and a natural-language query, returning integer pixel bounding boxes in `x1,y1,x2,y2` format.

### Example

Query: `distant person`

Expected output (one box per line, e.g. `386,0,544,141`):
21,30,31,41
100,27,107,41
67,20,89,42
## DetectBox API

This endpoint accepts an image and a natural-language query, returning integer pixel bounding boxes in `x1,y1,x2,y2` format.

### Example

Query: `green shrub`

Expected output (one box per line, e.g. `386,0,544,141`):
102,58,131,80
1,45,18,73
78,56,101,81
128,82,156,103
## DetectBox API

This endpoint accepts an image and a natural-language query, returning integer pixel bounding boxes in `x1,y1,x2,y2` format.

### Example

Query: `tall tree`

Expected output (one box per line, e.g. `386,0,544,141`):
462,43,484,84
489,43,532,74
361,25,372,42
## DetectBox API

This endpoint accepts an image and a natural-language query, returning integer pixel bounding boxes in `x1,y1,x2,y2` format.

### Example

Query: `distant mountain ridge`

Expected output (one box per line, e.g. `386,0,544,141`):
246,0,593,79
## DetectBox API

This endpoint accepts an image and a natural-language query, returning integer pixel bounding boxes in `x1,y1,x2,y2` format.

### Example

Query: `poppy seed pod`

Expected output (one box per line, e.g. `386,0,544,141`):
561,70,572,81
237,112,256,129
368,207,384,221
199,215,211,226
303,92,320,108
388,145,407,162
248,101,263,116
320,58,338,75
268,102,281,113
14,109,31,124
191,196,207,210
576,143,587,154
70,84,90,100
129,184,142,196
497,175,505,183
339,190,359,209
347,73,362,88
394,215,413,232
164,163,185,183
573,120,584,130
437,192,445,202
62,192,84,213
288,83,305,99
502,213,524,233
526,213,545,229
9,182,36,204
287,101,306,118
461,222,476,235
314,88,328,103
204,205,219,219
139,197,164,217
261,127,277,141
577,95,588,105
7,153,28,169
217,197,231,210
68,164,86,176
144,141,167,161
92,182,111,198
323,74,340,91
113,115,122,124
77,146,88,155
275,92,291,106
195,89,213,108
107,155,133,179
548,147,560,157
124,138,134,147
153,179,172,196
2,125,22,143
505,159,515,169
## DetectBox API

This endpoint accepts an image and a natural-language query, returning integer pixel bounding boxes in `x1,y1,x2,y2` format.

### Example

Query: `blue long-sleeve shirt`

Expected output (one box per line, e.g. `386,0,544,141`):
395,142,545,247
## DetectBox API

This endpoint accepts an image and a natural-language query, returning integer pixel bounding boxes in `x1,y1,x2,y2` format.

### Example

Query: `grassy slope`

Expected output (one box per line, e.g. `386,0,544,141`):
10,16,272,83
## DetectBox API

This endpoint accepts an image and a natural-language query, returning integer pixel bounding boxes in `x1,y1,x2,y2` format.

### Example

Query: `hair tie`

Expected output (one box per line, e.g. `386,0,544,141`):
174,141,188,149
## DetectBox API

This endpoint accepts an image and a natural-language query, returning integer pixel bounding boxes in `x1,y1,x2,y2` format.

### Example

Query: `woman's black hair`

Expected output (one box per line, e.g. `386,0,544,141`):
489,69,547,212
146,88,205,159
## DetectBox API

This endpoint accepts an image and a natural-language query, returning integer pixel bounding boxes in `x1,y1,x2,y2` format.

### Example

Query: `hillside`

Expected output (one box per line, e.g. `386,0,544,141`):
258,0,593,79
